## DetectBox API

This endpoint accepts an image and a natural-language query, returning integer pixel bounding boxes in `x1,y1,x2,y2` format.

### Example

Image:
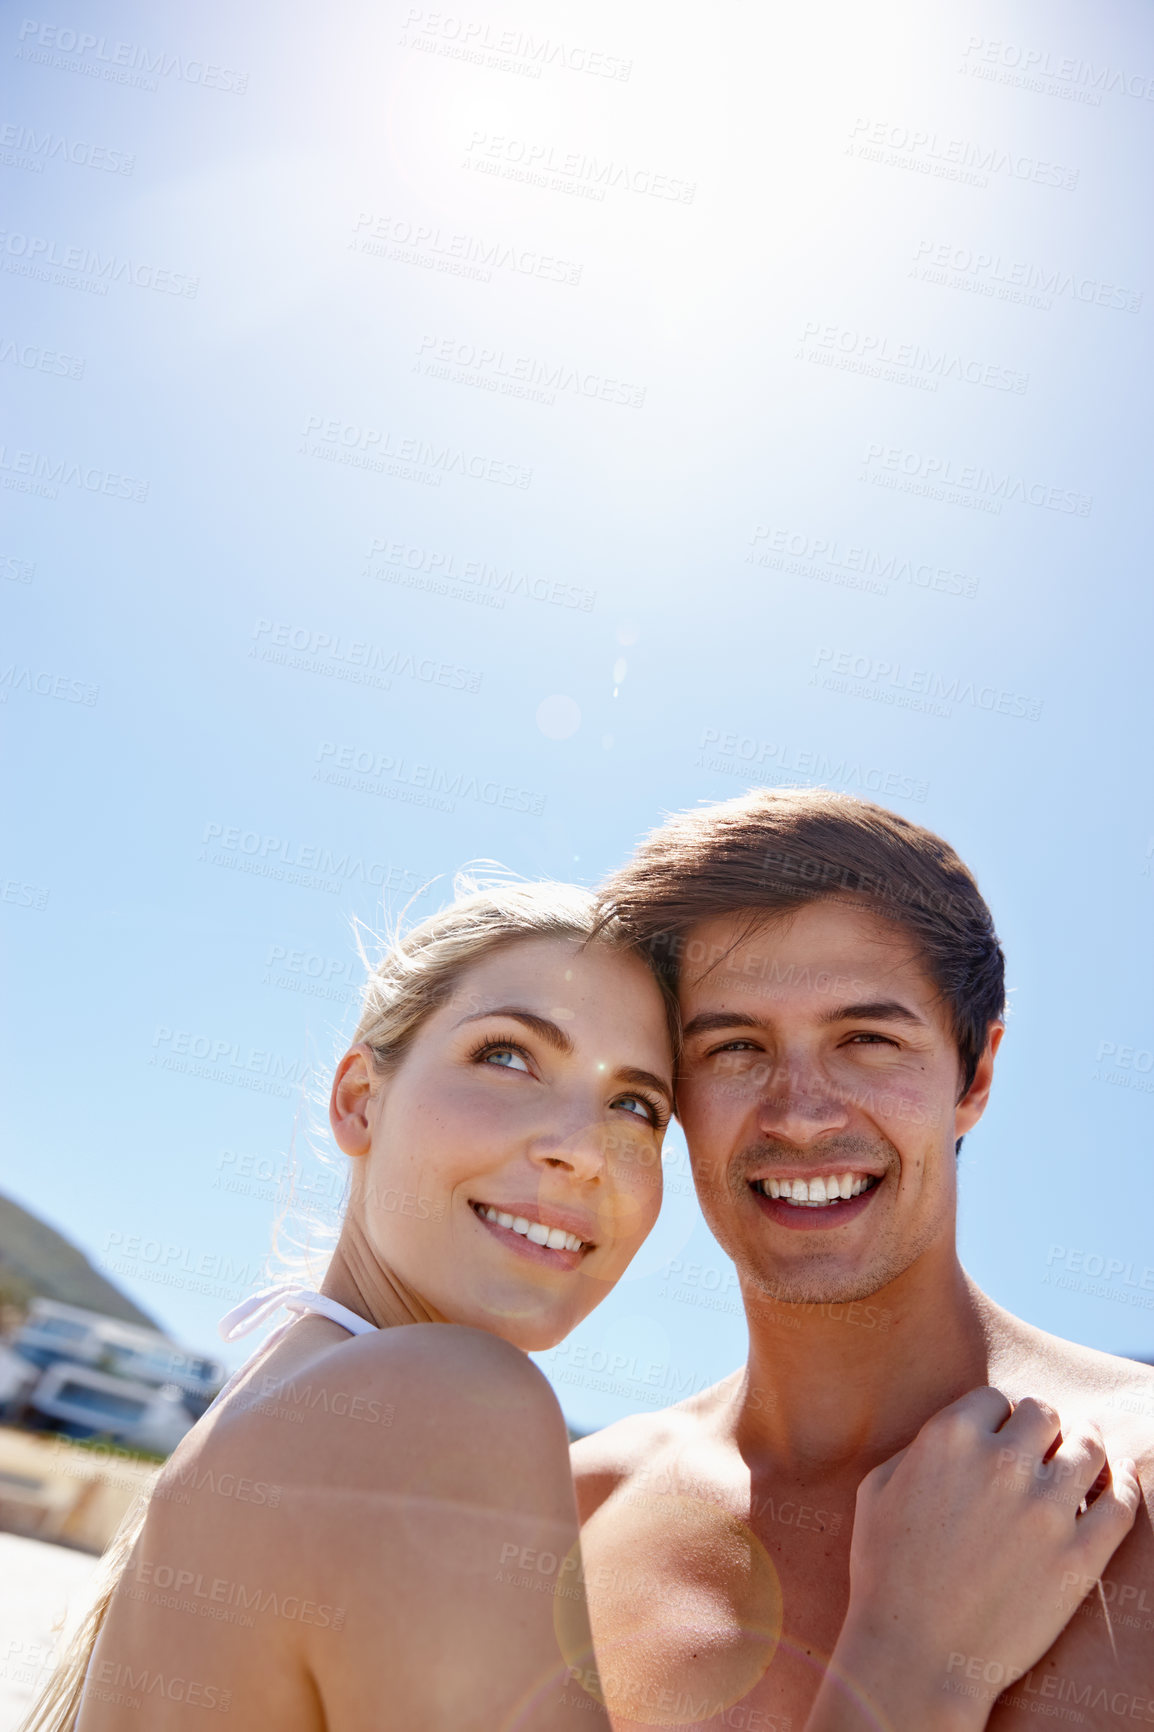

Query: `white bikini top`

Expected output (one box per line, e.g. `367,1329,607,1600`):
213,1283,377,1405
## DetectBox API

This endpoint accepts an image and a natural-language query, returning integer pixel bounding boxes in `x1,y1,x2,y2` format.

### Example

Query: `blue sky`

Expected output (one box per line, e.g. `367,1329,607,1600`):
3,0,1153,1432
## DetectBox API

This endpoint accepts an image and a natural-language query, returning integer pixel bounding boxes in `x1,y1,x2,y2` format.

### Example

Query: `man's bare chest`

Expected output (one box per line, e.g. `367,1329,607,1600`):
578,1458,855,1731
580,1441,1154,1732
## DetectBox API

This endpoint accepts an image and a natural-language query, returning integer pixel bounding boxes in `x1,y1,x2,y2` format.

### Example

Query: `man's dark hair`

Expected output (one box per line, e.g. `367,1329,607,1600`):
597,788,1005,1095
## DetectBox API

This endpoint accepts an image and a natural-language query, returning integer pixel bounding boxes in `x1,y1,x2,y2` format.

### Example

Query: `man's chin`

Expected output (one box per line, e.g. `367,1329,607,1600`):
738,1253,910,1310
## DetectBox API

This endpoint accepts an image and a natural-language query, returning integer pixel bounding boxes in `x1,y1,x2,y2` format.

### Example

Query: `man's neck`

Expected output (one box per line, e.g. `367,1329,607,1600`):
733,1241,994,1476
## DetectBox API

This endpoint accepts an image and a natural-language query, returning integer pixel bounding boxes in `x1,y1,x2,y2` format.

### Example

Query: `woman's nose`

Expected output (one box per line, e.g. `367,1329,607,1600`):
527,1117,609,1182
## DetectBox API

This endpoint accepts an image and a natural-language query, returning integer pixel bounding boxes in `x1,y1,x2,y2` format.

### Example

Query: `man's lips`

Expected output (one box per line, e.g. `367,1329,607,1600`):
748,1173,884,1232
468,1199,595,1267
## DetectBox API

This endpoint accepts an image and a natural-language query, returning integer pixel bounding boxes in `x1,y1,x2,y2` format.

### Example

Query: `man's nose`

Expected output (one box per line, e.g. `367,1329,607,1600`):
753,1058,852,1144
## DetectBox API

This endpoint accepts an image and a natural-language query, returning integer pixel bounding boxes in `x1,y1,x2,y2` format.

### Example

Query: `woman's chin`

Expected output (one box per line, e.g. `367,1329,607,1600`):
504,1317,575,1353
441,1287,584,1354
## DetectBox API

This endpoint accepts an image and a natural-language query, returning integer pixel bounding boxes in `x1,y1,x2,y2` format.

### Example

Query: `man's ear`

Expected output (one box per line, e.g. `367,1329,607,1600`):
955,1023,1004,1138
330,1044,382,1159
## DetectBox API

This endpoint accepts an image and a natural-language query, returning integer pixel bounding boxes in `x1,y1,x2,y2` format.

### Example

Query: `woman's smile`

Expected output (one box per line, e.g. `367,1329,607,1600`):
469,1198,594,1267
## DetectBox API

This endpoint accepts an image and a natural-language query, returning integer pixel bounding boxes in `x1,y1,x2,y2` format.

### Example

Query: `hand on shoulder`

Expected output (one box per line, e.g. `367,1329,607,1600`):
808,1386,1141,1732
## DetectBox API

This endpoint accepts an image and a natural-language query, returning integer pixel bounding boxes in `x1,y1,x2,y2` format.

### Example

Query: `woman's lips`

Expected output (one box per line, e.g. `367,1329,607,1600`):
748,1174,883,1232
469,1200,592,1268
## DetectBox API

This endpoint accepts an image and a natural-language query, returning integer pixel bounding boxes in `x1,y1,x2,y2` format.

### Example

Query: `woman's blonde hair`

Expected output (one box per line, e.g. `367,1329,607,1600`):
22,874,674,1731
352,872,672,1061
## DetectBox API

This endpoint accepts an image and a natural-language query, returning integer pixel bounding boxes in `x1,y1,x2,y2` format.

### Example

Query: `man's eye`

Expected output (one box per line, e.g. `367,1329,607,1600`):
846,1033,898,1048
709,1040,760,1055
477,1044,530,1072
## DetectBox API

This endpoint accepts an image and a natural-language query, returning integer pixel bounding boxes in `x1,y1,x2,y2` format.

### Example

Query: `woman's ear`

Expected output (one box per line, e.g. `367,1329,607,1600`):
330,1044,382,1159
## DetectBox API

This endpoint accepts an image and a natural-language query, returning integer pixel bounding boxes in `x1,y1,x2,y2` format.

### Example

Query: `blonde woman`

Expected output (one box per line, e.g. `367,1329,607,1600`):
28,882,1138,1732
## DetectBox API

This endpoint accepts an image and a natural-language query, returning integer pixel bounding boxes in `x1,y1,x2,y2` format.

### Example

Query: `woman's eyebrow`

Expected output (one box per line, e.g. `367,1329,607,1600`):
615,1065,674,1109
455,1007,574,1053
455,1012,672,1106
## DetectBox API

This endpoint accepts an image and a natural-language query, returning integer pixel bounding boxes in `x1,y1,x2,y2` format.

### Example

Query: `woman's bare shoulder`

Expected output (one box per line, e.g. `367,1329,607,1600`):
112,1326,589,1732
340,1324,571,1495
188,1322,569,1507
345,1318,561,1398
121,1323,572,1639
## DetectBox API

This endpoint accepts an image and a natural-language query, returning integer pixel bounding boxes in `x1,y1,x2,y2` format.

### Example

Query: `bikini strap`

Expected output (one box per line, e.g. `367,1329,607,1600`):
218,1283,377,1343
283,1289,378,1336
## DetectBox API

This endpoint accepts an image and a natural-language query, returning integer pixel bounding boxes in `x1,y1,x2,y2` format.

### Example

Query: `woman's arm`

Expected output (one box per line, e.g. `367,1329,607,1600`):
298,1323,611,1732
803,1388,1141,1732
75,1322,609,1732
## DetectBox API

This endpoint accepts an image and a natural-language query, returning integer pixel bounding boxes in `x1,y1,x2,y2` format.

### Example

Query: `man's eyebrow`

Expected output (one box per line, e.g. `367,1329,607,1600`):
681,1002,928,1039
681,1011,767,1040
818,999,926,1027
455,1007,573,1053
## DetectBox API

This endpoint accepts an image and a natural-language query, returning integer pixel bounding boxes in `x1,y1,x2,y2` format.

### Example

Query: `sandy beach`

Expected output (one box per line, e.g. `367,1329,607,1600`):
0,1534,100,1731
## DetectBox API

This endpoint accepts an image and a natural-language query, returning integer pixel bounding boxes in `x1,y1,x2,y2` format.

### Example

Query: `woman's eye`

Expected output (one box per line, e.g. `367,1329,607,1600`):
480,1046,530,1072
613,1094,657,1125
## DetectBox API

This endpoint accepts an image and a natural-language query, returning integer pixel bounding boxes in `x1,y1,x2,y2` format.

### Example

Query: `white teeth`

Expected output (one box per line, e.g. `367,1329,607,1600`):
756,1174,877,1208
477,1205,584,1253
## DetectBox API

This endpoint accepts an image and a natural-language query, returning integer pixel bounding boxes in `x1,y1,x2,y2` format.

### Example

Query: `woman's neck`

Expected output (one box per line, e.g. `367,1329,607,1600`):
321,1224,442,1330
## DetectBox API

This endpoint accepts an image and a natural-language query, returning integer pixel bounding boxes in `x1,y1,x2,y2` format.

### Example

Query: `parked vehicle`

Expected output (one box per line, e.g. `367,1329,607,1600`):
7,1299,223,1452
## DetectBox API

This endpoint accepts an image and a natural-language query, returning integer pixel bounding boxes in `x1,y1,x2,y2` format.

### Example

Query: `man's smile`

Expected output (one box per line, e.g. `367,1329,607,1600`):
748,1171,884,1230
753,1172,881,1204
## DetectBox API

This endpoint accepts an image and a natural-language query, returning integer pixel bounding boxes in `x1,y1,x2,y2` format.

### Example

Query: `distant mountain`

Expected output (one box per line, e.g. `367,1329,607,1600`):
0,1192,159,1329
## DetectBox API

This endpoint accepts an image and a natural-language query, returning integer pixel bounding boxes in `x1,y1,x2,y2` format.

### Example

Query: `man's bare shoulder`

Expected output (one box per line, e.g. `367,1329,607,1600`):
978,1289,1154,1461
569,1372,742,1522
568,1411,678,1520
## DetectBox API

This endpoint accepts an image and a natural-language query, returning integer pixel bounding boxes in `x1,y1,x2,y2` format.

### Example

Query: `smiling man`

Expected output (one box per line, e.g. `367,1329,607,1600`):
572,789,1154,1732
